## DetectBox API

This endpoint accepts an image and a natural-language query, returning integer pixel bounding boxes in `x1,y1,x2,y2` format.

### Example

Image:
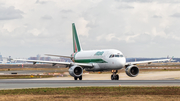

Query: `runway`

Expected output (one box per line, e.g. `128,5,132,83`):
0,70,180,90
0,80,180,90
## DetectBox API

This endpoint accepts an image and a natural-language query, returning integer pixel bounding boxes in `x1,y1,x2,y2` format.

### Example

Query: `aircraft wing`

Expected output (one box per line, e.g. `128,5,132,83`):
125,59,170,66
45,54,72,58
14,59,93,67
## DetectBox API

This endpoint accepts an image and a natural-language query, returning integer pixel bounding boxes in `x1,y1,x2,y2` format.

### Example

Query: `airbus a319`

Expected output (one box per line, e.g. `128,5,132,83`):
15,23,170,80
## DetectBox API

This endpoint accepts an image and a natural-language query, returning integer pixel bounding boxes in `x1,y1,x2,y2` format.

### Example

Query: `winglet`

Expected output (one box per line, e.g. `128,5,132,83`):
170,56,174,62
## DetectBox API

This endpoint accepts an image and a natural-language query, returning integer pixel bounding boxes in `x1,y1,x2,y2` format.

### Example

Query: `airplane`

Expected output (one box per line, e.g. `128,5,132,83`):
14,23,171,80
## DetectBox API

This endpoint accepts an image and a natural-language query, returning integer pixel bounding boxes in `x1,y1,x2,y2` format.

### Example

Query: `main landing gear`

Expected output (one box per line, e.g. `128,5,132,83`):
74,75,82,80
111,70,119,80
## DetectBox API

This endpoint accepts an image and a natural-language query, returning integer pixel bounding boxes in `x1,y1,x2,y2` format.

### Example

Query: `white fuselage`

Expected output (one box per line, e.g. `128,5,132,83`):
73,49,126,71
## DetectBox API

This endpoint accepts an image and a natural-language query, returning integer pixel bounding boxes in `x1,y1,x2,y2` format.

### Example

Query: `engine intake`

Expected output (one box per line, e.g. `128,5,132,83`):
125,65,139,77
69,65,83,77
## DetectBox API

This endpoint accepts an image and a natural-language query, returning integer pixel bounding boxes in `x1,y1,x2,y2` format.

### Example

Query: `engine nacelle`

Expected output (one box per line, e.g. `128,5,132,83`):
125,65,139,77
69,65,83,77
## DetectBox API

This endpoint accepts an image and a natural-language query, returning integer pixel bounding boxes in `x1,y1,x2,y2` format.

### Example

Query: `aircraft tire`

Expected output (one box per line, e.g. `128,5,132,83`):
115,75,119,80
79,76,82,80
74,77,78,80
111,75,114,80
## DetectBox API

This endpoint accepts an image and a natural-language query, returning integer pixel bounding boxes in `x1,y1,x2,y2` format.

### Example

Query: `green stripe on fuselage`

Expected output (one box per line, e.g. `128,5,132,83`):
74,59,107,63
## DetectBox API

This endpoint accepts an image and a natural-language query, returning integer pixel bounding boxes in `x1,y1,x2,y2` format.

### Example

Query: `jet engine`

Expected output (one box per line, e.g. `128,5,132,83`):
125,65,139,77
69,65,83,77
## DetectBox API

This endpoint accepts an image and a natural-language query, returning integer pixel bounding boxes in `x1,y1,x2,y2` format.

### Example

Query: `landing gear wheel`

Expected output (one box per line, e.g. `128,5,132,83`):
111,70,119,80
111,75,114,80
79,76,82,80
115,75,119,80
74,77,78,80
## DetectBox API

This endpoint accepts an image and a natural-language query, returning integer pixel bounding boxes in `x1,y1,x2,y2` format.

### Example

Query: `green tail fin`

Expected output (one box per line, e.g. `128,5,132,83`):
72,23,82,53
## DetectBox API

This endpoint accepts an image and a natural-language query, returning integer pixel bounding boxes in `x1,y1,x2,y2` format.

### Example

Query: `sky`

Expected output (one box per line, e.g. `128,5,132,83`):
0,0,180,58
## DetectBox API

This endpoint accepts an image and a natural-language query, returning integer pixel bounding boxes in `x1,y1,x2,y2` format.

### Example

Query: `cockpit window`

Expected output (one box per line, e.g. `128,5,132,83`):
120,55,123,57
109,54,123,58
115,55,119,57
109,54,114,58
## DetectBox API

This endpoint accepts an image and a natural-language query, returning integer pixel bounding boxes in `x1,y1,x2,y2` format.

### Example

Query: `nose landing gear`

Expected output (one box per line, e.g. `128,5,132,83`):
111,70,119,80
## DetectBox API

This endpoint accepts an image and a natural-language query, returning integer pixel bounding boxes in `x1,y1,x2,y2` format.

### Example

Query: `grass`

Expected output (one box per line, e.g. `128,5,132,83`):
1,86,180,95
0,75,55,79
0,63,180,74
0,67,68,72
0,64,180,79
0,87,180,101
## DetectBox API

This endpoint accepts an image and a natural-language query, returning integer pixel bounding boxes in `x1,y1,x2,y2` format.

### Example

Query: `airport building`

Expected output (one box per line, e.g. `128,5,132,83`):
0,53,2,61
37,54,41,60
